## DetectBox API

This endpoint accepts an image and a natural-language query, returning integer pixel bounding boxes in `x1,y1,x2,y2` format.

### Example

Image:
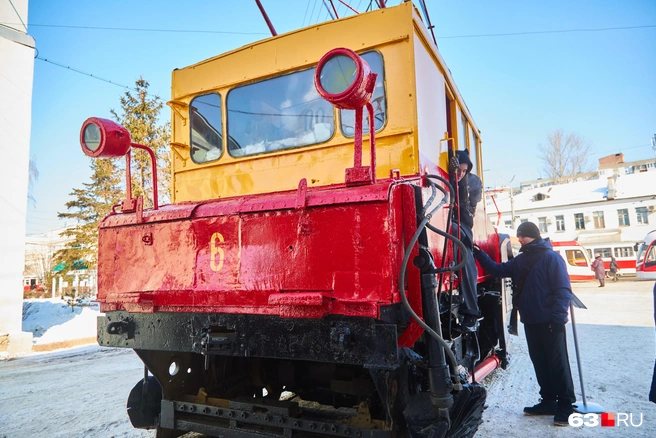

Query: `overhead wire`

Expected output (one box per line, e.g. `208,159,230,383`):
8,23,269,35
307,0,318,26
322,0,335,20
35,56,136,91
5,21,652,39
436,24,656,39
7,0,27,31
302,0,311,27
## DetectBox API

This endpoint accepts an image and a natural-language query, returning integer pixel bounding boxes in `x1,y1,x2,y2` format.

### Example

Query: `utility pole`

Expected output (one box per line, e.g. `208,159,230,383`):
508,175,516,229
510,189,516,229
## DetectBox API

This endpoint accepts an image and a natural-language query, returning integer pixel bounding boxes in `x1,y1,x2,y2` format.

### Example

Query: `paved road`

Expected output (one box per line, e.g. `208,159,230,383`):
0,346,151,438
1,279,654,437
478,278,656,437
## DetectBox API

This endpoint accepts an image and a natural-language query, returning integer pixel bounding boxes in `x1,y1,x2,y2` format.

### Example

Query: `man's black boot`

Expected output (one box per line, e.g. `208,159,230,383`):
554,404,574,426
523,399,557,416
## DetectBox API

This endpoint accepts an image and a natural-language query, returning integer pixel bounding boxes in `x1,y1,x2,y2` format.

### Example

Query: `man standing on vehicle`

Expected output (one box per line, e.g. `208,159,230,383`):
450,149,482,330
473,221,576,426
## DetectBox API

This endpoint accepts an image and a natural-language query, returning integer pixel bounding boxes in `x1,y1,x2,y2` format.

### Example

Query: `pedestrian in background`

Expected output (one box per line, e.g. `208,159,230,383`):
473,221,576,426
591,254,605,287
609,257,619,282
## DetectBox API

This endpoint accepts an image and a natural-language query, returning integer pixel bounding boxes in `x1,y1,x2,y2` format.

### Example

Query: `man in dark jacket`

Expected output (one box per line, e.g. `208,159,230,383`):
450,149,483,329
650,282,656,403
474,221,576,426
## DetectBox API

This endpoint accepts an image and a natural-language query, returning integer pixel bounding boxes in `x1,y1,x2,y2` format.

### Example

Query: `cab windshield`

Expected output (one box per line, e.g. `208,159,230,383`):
636,243,647,264
226,51,386,158
227,68,334,157
565,249,588,267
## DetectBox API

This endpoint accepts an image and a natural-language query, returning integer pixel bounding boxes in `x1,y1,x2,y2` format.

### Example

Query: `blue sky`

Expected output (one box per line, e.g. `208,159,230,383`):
18,0,656,234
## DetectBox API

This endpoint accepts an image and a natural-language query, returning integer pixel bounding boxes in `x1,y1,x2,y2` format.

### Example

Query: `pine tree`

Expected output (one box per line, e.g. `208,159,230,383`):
55,77,171,283
55,158,123,273
110,77,171,206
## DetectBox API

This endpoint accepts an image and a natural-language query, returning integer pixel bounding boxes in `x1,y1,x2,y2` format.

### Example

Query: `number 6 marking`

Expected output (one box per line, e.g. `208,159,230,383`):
210,232,225,272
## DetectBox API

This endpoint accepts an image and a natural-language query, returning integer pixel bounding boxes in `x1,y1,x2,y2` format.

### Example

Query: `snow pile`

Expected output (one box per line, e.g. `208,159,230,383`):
22,298,99,345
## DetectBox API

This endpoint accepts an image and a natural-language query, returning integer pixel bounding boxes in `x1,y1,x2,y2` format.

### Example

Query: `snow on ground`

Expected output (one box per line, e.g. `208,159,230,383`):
21,298,99,345
2,280,656,437
478,279,656,437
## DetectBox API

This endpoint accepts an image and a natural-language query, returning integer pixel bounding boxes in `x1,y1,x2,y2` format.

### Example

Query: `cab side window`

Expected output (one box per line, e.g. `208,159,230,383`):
190,93,223,163
340,51,387,137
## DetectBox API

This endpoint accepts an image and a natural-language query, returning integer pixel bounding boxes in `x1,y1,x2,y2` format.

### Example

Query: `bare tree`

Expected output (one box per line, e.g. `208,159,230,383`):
28,157,38,207
538,130,592,184
24,241,56,295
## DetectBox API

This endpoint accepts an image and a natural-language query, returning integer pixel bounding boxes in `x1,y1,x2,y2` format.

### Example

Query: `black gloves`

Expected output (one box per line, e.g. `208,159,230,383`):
472,244,481,256
449,156,460,172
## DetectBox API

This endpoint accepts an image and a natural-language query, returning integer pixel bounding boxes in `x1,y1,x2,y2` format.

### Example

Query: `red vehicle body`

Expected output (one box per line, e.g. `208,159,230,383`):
636,230,656,280
551,241,594,281
584,243,637,276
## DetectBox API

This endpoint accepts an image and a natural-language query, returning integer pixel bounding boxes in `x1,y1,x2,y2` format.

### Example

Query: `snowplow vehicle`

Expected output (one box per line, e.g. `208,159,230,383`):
84,3,512,437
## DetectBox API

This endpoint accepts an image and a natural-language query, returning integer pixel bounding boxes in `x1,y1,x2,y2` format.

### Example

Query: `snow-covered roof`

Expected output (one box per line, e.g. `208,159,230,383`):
487,171,656,213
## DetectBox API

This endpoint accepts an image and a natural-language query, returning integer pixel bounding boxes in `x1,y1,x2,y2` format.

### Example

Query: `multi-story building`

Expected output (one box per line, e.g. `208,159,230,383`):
487,154,656,272
1,0,35,354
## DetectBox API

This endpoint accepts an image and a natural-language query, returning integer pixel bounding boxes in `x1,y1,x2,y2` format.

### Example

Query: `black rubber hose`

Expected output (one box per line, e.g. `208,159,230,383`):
424,174,455,202
426,224,468,273
397,180,461,386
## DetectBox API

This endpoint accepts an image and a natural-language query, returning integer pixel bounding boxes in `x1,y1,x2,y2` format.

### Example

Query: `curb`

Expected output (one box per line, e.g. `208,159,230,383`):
32,337,97,352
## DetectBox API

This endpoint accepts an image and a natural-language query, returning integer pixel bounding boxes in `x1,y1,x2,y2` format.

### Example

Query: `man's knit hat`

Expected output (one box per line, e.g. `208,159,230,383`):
516,221,541,239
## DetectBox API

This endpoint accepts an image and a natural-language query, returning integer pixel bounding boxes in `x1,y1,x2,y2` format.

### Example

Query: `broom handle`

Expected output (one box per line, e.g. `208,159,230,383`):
569,302,588,407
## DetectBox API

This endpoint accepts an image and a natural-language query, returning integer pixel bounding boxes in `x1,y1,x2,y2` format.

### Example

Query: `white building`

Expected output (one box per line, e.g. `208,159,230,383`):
23,226,97,297
0,0,35,354
487,156,656,256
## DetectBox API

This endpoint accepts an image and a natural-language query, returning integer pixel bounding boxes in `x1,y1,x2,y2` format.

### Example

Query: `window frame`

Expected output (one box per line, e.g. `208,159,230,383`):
225,65,336,158
189,92,225,164
574,213,585,230
636,207,649,225
555,215,565,231
614,247,634,258
617,208,630,227
339,50,388,138
596,247,612,258
565,249,588,267
593,211,605,229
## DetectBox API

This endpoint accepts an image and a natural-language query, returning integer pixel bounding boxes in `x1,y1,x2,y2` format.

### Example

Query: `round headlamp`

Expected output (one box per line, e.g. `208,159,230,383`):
315,48,376,110
79,117,132,158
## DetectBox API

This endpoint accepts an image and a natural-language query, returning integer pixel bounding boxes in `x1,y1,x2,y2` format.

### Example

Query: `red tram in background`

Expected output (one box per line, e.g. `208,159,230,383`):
551,241,594,281
82,3,512,437
636,230,656,280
